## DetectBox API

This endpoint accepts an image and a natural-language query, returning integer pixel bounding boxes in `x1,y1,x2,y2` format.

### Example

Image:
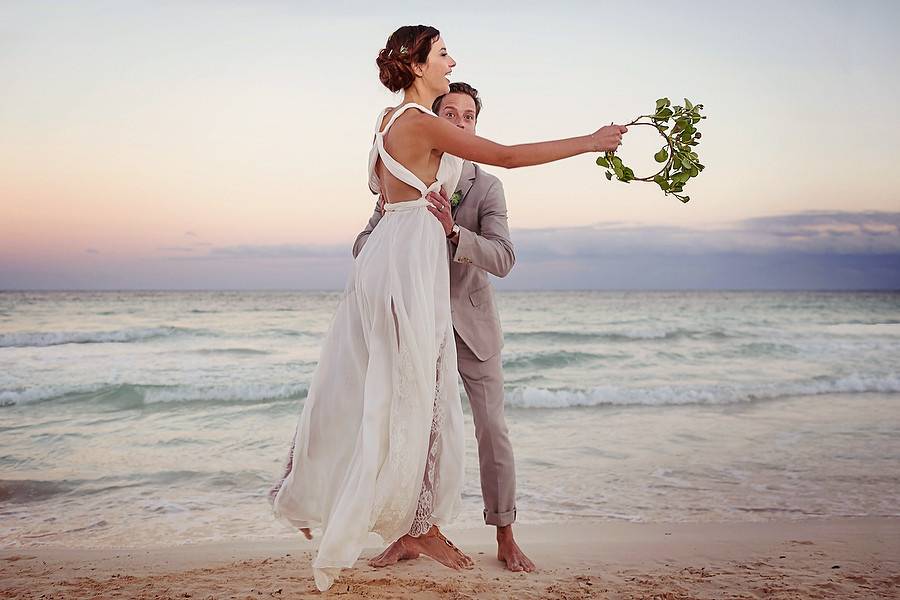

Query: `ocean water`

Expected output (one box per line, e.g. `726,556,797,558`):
1,290,898,548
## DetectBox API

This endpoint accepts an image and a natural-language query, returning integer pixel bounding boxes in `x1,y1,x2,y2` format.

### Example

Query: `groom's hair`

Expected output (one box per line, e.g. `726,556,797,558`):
433,82,482,119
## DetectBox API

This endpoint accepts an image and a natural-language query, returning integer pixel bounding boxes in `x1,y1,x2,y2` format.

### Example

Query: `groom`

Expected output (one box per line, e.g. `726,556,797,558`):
352,82,534,573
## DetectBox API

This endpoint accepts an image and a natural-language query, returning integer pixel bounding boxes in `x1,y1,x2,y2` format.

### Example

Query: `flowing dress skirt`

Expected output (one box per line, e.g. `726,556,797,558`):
269,198,465,591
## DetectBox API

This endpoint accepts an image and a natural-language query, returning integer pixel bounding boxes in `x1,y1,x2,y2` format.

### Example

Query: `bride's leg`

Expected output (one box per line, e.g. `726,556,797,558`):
370,347,473,571
401,401,473,570
368,416,471,570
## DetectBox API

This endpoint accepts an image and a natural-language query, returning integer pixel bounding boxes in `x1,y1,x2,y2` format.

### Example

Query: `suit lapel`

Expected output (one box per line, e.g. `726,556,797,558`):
452,161,478,217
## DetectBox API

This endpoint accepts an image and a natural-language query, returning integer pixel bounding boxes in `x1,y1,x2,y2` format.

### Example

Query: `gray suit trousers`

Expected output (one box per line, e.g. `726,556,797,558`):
455,331,517,527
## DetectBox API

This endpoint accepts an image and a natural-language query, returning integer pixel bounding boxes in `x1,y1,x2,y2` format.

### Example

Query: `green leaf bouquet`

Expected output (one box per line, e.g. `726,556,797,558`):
596,97,707,203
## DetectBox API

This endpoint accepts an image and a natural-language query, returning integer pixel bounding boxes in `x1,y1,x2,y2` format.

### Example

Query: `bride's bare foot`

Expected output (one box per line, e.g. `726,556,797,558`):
405,525,474,570
368,537,420,567
298,527,312,540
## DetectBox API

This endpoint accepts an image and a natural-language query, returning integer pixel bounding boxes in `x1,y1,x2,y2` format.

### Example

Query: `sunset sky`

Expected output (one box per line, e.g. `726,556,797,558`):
2,0,898,290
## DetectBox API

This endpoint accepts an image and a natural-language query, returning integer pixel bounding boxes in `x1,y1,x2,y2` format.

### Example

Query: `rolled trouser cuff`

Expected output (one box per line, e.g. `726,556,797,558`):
484,507,516,527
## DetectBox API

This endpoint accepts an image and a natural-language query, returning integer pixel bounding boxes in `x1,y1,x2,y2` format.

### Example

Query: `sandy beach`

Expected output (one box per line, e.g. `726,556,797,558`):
2,517,897,599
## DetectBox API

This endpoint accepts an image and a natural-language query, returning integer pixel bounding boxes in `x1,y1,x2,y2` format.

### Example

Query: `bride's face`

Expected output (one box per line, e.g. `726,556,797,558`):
417,36,455,96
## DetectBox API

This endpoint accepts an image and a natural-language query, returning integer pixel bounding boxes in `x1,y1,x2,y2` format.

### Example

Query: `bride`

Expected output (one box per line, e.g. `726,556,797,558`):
269,24,627,592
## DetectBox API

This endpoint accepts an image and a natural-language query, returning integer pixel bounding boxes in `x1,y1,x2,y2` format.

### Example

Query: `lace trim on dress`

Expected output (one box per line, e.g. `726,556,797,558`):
407,334,448,537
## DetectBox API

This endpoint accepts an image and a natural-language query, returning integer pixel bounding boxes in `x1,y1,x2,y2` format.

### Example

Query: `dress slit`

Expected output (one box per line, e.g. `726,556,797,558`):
408,336,447,537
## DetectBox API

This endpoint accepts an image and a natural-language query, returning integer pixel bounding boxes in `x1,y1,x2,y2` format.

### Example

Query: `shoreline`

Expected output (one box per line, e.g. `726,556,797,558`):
3,517,897,599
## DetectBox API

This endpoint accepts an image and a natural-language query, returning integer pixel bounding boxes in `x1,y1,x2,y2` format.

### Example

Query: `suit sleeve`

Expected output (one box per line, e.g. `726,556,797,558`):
352,197,384,258
450,179,516,277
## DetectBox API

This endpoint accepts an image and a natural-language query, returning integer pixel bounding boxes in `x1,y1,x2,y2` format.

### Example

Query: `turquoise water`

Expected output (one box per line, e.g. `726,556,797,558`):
1,290,898,548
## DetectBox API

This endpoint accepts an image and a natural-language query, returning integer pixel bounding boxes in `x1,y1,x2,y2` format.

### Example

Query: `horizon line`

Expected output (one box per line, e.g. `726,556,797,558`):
2,288,898,294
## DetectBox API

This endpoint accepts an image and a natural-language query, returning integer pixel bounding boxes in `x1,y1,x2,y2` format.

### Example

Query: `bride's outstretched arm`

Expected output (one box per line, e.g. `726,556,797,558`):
418,114,627,169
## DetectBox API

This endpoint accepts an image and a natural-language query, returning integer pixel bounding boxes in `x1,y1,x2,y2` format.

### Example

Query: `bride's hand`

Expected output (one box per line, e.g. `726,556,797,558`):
591,124,629,153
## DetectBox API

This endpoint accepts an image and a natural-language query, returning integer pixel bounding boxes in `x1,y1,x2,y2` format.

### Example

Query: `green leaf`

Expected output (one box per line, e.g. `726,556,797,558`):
673,157,682,170
680,195,690,203
613,162,624,178
655,108,673,119
596,156,610,168
605,170,612,180
654,148,668,163
611,155,624,168
684,98,693,110
656,98,668,110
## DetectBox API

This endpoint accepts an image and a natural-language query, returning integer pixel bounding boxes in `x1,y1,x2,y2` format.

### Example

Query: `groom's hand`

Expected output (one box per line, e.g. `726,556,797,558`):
426,188,454,236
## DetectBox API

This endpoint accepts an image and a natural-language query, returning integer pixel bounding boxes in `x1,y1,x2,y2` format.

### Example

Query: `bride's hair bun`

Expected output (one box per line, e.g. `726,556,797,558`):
376,25,440,93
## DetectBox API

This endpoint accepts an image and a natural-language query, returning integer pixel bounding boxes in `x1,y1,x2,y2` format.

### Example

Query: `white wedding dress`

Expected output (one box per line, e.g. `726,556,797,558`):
269,102,466,592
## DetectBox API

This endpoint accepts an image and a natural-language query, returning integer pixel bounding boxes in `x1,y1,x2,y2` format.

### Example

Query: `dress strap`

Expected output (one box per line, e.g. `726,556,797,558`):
373,107,391,136
378,103,436,137
373,103,438,196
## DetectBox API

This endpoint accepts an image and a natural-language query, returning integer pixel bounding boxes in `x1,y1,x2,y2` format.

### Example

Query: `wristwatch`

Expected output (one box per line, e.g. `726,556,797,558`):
447,223,461,241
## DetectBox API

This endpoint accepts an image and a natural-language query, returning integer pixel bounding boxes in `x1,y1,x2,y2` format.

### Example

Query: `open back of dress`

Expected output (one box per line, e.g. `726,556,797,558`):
269,103,465,592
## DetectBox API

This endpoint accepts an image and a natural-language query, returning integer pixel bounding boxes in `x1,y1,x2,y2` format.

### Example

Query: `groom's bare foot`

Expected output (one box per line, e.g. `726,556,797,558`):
368,537,420,567
497,525,535,572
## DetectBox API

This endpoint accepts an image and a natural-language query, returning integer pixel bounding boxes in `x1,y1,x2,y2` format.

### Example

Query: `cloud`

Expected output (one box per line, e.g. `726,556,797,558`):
11,211,889,291
493,211,900,290
513,211,900,260
165,243,348,261
171,211,899,265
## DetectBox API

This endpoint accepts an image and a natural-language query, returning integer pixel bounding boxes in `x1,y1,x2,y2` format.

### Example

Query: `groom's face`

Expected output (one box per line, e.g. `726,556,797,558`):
436,93,477,134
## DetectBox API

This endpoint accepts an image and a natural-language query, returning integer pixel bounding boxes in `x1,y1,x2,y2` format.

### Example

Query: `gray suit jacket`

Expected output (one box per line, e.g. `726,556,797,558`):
352,161,515,361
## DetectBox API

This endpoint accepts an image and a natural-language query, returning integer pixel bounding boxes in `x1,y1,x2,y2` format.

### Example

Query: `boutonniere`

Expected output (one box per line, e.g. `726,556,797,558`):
450,191,462,207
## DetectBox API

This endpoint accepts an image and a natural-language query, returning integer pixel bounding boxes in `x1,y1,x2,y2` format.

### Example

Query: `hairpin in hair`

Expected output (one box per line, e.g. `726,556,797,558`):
386,45,408,60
